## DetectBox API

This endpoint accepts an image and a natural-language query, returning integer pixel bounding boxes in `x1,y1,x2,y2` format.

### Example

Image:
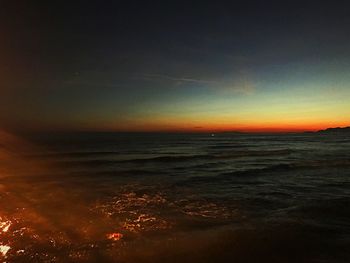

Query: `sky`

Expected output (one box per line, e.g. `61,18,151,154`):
1,1,350,132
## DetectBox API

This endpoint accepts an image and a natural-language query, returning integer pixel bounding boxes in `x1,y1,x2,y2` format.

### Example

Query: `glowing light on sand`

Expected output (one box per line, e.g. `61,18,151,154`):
0,245,10,257
106,232,123,241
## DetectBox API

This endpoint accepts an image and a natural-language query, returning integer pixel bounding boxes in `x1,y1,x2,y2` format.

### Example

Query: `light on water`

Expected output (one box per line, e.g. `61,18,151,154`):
0,245,11,257
0,132,349,262
0,219,11,233
106,232,123,241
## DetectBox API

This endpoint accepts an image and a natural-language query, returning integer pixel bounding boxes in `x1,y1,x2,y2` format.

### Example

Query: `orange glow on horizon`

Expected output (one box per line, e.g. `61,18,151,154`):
11,115,349,133
86,120,350,133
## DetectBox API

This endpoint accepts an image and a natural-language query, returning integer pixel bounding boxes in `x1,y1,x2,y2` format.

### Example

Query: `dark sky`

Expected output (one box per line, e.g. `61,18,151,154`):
1,1,350,132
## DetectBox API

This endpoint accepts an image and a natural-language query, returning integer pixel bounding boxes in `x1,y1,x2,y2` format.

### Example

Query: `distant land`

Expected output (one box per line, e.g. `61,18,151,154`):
316,126,350,133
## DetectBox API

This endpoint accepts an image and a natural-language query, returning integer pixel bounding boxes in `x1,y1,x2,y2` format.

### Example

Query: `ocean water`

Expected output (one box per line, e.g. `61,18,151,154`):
1,132,350,262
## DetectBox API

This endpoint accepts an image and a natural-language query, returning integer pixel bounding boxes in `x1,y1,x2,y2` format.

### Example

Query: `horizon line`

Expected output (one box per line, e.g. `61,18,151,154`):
6,124,350,135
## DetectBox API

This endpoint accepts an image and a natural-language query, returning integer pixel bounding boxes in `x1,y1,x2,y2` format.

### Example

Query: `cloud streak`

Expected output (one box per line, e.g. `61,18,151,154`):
142,73,256,95
142,73,218,84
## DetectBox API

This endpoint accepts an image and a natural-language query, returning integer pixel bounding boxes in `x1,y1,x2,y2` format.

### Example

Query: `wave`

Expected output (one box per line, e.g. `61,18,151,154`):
207,144,252,150
175,164,292,186
50,151,120,157
178,158,350,186
54,149,295,167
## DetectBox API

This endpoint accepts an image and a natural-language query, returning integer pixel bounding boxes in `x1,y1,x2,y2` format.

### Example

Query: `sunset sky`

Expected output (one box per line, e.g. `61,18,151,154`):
1,1,350,132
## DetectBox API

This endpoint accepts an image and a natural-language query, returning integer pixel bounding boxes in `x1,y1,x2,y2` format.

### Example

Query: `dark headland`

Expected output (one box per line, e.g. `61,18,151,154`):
316,126,350,133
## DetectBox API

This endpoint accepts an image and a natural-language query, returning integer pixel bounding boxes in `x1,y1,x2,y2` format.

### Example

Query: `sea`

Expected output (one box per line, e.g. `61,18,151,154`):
0,132,349,262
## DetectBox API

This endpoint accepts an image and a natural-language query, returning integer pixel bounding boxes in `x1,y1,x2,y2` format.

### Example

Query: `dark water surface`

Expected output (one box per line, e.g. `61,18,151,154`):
1,132,350,262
